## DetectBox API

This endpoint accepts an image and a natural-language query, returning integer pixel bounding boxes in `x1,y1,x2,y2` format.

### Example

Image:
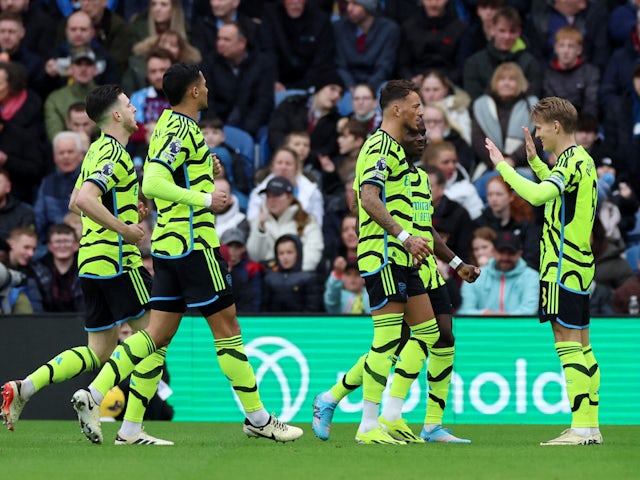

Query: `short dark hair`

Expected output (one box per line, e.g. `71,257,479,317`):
0,61,26,94
577,112,599,134
477,0,505,8
0,11,23,26
163,62,201,106
67,101,87,117
85,84,123,124
379,79,418,112
199,117,224,130
222,21,247,42
47,223,78,242
341,119,369,140
275,234,299,253
493,6,521,29
146,47,176,64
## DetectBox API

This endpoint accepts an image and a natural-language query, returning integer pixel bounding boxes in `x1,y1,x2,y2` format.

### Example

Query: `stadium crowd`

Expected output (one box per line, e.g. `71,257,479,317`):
2,0,640,316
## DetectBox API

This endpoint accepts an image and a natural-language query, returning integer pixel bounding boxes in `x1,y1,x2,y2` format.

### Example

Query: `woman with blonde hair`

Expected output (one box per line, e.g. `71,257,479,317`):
130,0,188,42
471,62,538,173
122,29,201,94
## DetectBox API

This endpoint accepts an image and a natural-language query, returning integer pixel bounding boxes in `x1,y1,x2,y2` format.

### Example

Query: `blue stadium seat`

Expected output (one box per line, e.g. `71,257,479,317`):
274,89,308,108
625,244,640,274
222,125,254,164
337,90,353,117
472,170,500,205
257,129,271,169
625,210,640,249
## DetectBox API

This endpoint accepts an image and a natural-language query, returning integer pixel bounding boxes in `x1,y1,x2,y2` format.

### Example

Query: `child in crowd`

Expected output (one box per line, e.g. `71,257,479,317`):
200,117,253,211
283,131,312,172
470,226,497,267
262,234,322,313
542,27,599,118
316,120,368,267
219,228,263,314
324,256,370,314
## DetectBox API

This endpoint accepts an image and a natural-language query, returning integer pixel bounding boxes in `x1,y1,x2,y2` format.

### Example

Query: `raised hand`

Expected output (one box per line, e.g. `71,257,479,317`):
212,153,222,177
318,154,335,173
137,201,149,222
485,137,505,167
522,127,537,161
333,256,347,276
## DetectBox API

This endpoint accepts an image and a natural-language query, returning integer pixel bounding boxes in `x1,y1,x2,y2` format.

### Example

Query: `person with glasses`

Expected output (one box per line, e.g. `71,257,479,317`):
340,83,381,135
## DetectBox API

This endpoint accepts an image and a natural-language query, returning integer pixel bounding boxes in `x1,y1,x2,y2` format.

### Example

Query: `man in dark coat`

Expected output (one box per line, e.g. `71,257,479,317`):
260,0,337,91
200,22,274,137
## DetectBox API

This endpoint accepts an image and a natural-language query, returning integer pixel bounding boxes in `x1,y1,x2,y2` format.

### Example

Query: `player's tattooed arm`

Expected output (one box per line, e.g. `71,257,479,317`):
360,183,403,236
361,183,431,263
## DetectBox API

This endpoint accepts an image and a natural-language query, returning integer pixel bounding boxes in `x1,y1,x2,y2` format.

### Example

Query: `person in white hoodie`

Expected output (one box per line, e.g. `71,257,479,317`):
247,146,324,227
246,176,324,272
423,140,483,220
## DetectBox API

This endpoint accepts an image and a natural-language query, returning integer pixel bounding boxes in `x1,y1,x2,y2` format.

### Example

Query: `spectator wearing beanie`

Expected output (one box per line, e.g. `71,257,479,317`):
268,69,344,160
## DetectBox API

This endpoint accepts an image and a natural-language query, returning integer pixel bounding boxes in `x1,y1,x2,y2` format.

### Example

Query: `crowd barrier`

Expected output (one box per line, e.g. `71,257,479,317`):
1,315,638,424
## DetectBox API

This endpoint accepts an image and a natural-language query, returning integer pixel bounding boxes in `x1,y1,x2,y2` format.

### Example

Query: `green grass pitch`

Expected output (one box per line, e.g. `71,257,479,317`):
1,422,639,480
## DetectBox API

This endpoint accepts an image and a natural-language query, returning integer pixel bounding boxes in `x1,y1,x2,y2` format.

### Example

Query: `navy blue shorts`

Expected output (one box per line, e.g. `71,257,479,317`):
150,248,234,317
364,263,427,311
80,266,151,332
539,281,590,329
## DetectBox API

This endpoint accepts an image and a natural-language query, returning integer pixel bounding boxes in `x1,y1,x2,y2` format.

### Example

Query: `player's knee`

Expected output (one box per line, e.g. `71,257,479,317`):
214,317,241,339
95,347,115,364
152,331,174,349
88,337,118,364
127,313,150,332
434,331,455,348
